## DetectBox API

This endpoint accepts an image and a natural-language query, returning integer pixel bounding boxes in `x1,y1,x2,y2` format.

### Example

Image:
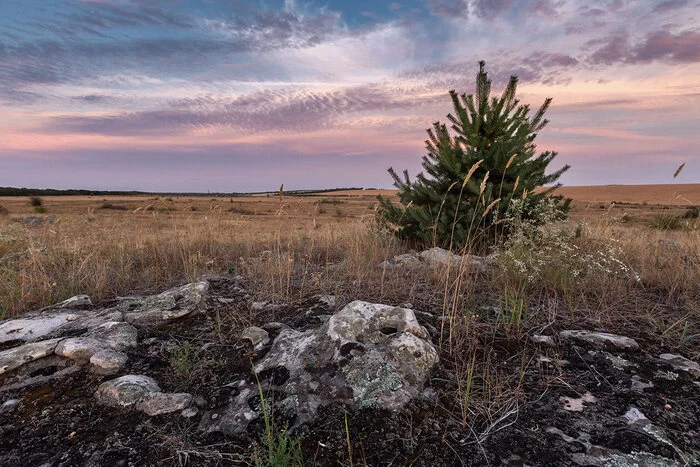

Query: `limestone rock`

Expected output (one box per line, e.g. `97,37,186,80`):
57,295,92,308
136,392,192,416
379,253,421,269
659,353,700,378
559,330,639,350
0,315,73,344
94,375,161,408
205,300,438,435
240,326,269,350
90,349,128,375
0,338,62,375
55,337,106,363
121,281,209,327
87,322,138,350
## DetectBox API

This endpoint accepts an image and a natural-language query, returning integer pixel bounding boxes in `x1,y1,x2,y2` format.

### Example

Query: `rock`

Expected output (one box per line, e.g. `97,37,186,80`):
90,349,128,375
240,326,269,350
315,294,336,308
531,334,556,346
87,322,138,350
121,281,209,327
0,315,74,344
261,322,288,332
419,248,463,267
55,337,106,363
136,392,192,416
559,330,639,350
205,300,438,436
57,295,92,308
0,338,62,375
1,399,19,412
94,375,161,408
181,407,199,418
658,353,700,378
560,391,597,412
379,253,421,269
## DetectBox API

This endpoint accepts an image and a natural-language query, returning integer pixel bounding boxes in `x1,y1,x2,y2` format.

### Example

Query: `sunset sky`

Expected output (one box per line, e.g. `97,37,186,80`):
1,0,698,192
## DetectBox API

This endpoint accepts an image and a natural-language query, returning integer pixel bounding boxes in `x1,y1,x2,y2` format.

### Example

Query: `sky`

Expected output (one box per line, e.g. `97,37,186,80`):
0,0,698,192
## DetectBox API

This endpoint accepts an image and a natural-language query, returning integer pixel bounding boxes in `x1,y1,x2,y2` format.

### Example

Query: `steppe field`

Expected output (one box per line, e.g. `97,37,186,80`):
0,183,698,316
1,184,699,465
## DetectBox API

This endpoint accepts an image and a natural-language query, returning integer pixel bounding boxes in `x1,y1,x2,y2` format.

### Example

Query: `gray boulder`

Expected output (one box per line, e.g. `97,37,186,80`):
94,375,161,408
204,300,438,435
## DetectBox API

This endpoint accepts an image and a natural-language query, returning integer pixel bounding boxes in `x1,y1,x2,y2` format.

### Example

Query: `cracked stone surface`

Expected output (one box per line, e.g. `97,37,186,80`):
203,300,438,435
559,329,640,350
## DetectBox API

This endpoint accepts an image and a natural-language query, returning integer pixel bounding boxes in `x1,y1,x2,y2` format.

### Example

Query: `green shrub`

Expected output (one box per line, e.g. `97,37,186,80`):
29,197,43,207
0,205,8,216
378,61,570,251
34,206,47,214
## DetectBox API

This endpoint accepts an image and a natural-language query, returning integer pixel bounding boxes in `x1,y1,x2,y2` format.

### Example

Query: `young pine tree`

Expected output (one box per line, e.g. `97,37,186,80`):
378,61,570,251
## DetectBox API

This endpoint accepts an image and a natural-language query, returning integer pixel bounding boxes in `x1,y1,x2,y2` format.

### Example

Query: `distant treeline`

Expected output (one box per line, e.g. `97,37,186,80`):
0,186,371,197
0,187,147,197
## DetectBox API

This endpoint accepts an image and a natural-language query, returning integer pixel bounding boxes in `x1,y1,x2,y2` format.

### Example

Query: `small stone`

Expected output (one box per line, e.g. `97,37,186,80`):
181,407,199,418
622,407,648,424
1,399,20,411
90,349,128,375
559,330,639,350
57,295,92,308
658,353,700,378
240,326,269,350
561,392,597,412
261,322,288,332
94,375,161,408
136,392,193,416
664,404,672,410
55,337,106,363
531,334,556,346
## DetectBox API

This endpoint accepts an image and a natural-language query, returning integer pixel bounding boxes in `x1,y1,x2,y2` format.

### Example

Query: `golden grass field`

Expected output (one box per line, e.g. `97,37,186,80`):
0,183,698,328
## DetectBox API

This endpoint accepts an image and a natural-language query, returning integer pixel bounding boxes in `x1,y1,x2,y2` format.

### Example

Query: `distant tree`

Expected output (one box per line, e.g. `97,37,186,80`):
378,61,571,251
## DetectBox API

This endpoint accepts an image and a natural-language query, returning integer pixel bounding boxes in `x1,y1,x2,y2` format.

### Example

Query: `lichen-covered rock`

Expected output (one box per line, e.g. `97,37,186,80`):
57,295,92,308
94,375,161,408
559,330,639,350
121,281,209,327
87,322,138,350
136,392,192,416
55,337,106,363
240,326,269,350
90,349,128,375
204,300,438,435
659,353,700,378
0,315,74,344
0,338,62,375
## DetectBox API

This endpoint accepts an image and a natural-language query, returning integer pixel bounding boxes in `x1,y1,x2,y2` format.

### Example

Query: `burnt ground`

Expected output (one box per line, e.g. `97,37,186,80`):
1,278,699,466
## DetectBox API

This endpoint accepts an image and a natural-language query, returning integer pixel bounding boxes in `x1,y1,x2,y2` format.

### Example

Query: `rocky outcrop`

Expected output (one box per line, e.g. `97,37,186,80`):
380,247,491,271
0,281,208,382
203,300,438,435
